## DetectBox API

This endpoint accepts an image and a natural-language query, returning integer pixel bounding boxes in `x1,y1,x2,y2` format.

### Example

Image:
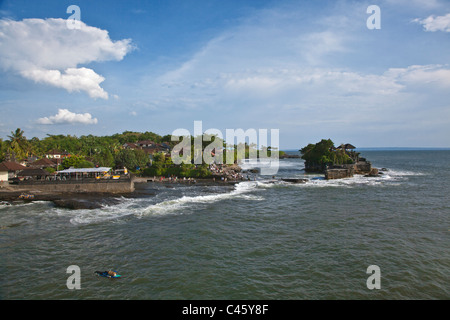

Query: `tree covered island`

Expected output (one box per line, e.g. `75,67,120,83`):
300,139,379,179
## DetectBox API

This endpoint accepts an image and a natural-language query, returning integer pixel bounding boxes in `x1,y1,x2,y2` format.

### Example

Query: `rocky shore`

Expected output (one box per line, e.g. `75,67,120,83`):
0,177,242,210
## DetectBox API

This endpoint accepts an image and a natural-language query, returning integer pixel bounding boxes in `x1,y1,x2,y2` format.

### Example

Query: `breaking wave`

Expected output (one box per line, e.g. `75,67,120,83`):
69,181,262,225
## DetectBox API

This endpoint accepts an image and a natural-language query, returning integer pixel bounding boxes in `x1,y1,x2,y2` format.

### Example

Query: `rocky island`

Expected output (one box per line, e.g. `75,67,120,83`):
300,139,380,179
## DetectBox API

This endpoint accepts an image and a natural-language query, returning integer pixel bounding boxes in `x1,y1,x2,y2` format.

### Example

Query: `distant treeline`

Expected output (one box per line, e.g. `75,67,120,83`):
0,128,173,170
0,129,283,175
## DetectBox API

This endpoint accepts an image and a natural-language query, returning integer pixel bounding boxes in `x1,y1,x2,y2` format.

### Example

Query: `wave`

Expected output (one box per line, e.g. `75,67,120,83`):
138,181,261,217
254,167,424,189
67,168,423,225
240,158,304,172
381,169,426,177
69,182,261,224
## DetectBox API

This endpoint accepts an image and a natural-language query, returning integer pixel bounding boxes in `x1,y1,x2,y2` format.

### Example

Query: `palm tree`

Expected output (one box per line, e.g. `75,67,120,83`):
7,128,29,161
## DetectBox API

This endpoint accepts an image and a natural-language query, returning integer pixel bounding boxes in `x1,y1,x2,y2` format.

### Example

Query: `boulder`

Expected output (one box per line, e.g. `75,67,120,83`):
53,199,102,210
281,178,308,183
364,168,380,177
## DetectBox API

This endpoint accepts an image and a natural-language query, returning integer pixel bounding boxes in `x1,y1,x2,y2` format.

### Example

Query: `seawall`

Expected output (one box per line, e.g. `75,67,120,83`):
1,179,135,197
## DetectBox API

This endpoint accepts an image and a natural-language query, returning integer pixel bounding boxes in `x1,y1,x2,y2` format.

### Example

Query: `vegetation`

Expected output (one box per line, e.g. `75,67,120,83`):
0,128,283,177
142,152,212,178
300,139,354,172
61,155,94,169
0,129,171,172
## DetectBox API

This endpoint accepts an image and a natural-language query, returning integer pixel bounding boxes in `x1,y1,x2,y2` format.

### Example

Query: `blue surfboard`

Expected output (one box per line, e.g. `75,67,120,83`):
95,271,121,278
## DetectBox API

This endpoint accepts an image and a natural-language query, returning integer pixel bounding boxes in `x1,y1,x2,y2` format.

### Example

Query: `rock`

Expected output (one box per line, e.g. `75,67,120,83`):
279,154,301,159
281,178,308,183
53,199,102,210
325,168,354,180
364,168,380,177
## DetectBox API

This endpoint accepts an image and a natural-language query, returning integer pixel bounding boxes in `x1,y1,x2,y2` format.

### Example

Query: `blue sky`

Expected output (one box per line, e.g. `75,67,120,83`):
1,0,450,149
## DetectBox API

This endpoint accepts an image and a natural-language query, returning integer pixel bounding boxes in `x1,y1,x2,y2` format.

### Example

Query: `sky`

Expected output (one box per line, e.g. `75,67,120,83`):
0,0,450,149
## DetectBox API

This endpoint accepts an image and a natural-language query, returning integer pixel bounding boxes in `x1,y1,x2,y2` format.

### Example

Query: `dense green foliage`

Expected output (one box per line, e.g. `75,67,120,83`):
0,128,283,176
142,152,212,178
0,129,170,172
300,139,354,172
62,155,94,169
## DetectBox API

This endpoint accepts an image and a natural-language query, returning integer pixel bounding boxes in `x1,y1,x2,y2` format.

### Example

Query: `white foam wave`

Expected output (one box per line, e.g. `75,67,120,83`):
382,169,425,177
69,182,261,224
68,197,150,225
67,167,423,224
138,181,260,217
293,169,421,188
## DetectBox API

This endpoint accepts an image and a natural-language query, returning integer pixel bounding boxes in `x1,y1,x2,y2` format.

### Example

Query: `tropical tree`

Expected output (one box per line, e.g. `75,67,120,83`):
300,139,354,172
62,155,94,169
7,128,29,161
0,138,5,161
93,149,115,167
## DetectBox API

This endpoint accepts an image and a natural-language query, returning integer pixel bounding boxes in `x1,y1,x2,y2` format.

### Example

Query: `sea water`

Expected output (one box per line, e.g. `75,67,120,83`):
0,150,449,299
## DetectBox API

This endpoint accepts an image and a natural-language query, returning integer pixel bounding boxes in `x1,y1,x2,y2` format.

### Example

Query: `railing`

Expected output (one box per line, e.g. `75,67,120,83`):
16,176,132,185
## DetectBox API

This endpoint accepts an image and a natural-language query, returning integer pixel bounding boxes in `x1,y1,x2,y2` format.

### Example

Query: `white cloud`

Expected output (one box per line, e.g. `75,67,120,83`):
386,64,450,87
413,13,450,32
0,18,133,99
22,67,108,99
37,109,98,125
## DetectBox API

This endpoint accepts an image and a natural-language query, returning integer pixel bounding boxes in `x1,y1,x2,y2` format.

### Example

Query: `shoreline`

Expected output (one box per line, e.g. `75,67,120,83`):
0,177,245,209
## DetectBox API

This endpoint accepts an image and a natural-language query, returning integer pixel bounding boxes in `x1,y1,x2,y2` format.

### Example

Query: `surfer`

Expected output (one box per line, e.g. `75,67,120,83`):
95,270,119,278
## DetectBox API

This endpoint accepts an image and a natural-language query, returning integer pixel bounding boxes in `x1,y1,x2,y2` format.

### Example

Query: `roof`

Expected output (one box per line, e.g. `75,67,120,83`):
46,149,70,155
136,140,155,145
337,143,356,150
57,167,112,174
17,168,50,176
142,147,159,154
30,158,56,167
0,161,27,171
123,142,138,148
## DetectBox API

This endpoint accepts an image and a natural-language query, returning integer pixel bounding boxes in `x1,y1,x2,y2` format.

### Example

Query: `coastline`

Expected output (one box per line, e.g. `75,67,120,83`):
0,176,244,209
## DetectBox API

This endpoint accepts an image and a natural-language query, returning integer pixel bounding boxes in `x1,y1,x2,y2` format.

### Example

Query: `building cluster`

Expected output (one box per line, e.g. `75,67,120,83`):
0,149,71,183
0,141,173,184
123,140,171,156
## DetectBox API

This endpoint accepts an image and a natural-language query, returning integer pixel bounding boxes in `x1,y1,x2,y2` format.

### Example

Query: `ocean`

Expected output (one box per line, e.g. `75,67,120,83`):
0,150,449,299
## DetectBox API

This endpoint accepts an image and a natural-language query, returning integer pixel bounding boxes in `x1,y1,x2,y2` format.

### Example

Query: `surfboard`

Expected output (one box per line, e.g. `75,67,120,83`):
95,271,121,278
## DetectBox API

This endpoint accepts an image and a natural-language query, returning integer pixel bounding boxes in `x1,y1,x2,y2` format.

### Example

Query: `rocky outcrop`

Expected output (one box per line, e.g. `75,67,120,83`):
281,178,308,183
364,168,380,177
325,160,374,180
325,168,354,180
52,199,103,210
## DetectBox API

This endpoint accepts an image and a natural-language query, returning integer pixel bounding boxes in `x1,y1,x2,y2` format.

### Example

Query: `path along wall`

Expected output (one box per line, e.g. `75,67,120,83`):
13,179,135,194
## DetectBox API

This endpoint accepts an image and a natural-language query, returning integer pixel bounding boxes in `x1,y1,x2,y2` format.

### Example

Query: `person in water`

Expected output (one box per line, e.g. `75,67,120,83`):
107,270,117,277
95,270,118,277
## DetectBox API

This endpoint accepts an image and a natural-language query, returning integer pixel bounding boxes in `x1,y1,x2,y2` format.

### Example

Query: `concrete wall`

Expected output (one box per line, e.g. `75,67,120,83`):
0,171,8,182
16,180,135,194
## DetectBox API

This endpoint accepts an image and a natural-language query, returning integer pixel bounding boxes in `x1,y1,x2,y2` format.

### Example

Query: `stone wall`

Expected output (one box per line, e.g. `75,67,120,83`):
325,168,354,180
13,179,135,194
324,160,372,180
